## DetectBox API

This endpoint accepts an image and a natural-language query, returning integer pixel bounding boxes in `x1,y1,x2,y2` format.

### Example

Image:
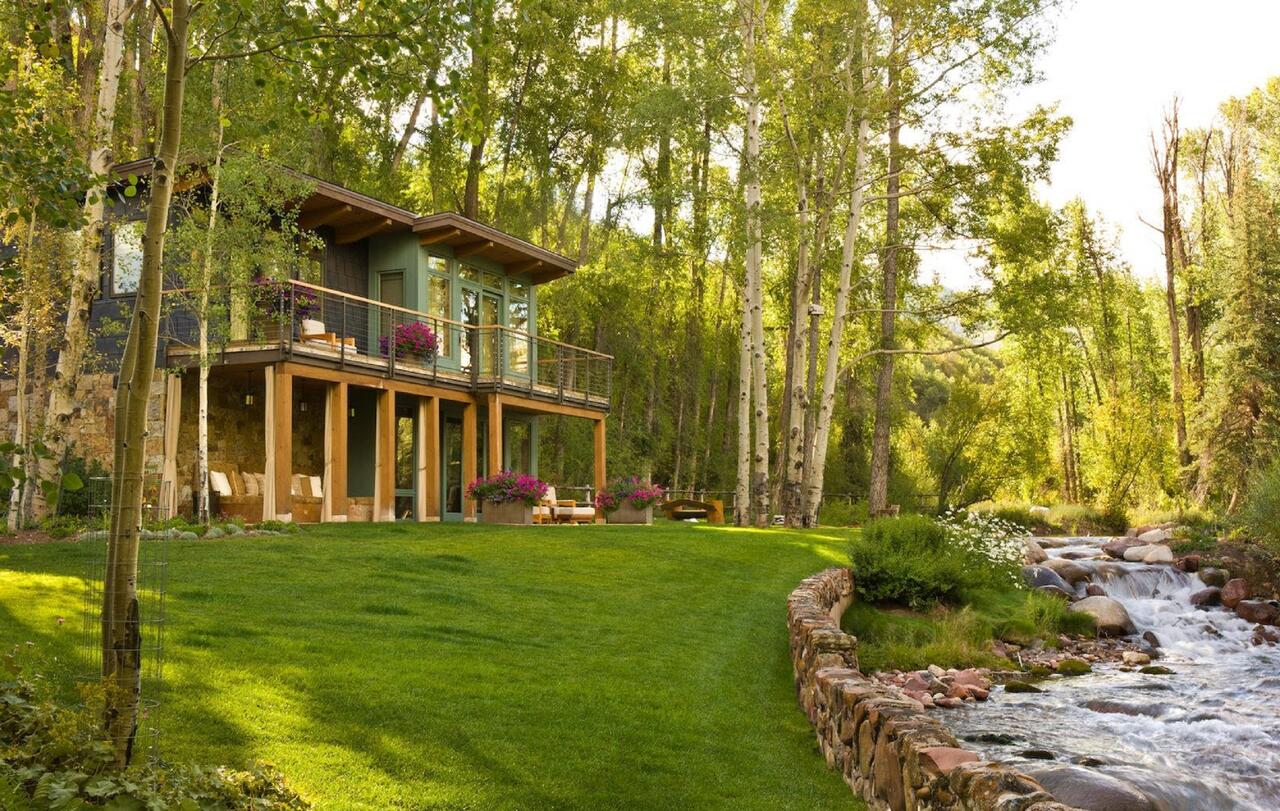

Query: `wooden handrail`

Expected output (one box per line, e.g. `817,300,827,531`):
476,323,614,361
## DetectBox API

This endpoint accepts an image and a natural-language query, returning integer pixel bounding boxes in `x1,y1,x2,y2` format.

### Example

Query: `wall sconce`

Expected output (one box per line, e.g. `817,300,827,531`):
244,393,255,406
350,408,356,418
299,401,309,413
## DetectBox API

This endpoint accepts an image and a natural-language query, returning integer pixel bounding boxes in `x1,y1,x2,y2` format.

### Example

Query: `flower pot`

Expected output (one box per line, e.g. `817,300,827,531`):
606,503,652,525
480,500,533,525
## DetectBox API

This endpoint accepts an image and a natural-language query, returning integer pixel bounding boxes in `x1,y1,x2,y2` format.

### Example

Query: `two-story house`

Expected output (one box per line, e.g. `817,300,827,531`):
98,159,610,523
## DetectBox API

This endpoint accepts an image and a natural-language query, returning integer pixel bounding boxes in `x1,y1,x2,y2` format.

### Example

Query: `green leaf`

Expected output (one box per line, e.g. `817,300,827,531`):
61,471,84,491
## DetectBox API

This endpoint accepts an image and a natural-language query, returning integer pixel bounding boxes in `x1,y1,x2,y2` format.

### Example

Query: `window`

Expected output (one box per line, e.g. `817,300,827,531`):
458,264,479,283
111,220,145,295
427,275,451,357
481,270,503,291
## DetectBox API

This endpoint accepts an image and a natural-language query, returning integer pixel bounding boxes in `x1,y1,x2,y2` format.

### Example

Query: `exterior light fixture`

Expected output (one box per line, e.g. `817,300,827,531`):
244,393,255,406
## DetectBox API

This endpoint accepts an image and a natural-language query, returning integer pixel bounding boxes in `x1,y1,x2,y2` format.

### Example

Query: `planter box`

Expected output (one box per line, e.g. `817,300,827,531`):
607,504,653,525
480,500,533,525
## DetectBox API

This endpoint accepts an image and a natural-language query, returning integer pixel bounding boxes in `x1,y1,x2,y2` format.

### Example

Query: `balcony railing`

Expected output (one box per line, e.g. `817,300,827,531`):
161,279,612,407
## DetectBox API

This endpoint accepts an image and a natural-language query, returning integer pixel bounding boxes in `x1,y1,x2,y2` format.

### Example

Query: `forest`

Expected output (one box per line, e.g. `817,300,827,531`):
1,0,1278,544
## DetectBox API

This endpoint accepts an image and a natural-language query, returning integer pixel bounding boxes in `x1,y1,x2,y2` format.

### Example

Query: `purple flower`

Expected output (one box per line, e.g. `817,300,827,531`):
380,320,441,360
596,476,664,512
466,470,549,506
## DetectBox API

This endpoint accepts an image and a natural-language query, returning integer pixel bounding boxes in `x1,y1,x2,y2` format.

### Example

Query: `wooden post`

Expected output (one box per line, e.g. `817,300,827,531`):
263,366,293,521
160,372,182,518
416,396,440,521
462,399,477,522
323,381,348,522
374,388,396,521
487,393,503,477
593,417,606,523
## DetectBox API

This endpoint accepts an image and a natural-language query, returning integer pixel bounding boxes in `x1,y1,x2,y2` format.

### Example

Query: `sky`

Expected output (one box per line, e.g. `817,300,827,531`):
940,0,1280,286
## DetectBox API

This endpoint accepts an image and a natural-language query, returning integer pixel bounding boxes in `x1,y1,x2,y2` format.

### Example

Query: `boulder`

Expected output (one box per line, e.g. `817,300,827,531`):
1069,596,1136,636
1023,537,1048,564
1189,587,1222,607
1085,583,1106,597
1141,630,1161,648
1081,699,1170,718
1252,625,1280,646
919,746,979,776
1004,680,1043,693
1199,567,1229,588
1121,651,1151,666
1123,544,1172,564
1136,527,1171,544
1042,557,1091,585
1176,554,1201,573
1222,578,1250,609
1054,658,1091,676
1023,564,1073,593
1103,538,1143,559
1029,765,1156,811
1236,599,1280,625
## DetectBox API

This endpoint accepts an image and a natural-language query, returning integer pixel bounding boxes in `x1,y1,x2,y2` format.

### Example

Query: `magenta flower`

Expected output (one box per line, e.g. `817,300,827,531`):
466,470,549,506
595,477,664,512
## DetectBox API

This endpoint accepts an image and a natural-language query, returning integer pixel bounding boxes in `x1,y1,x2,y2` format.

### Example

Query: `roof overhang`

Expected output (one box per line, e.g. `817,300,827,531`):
412,213,575,283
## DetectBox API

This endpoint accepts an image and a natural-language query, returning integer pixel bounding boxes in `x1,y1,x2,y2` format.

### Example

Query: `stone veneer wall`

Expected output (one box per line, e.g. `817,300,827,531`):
787,568,1080,811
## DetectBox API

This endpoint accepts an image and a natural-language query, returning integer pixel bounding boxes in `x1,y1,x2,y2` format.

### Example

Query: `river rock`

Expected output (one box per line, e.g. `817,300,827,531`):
1082,699,1170,717
1005,680,1043,693
1085,583,1106,597
1252,625,1280,645
1070,596,1136,636
1043,557,1091,585
1023,537,1048,564
1141,630,1161,648
1103,537,1143,559
1029,765,1156,811
1222,578,1250,609
1190,587,1222,607
1236,599,1280,625
1199,567,1229,588
1121,651,1151,666
919,746,979,775
1123,544,1172,564
1137,527,1171,544
1023,564,1074,593
1176,554,1201,573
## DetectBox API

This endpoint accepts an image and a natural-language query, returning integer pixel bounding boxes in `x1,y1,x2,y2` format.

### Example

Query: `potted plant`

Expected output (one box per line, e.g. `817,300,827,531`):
250,276,318,342
466,470,548,524
380,320,440,365
596,477,664,525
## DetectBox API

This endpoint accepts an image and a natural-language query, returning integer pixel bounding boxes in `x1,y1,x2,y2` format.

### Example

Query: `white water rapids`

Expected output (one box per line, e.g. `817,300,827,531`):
943,537,1280,810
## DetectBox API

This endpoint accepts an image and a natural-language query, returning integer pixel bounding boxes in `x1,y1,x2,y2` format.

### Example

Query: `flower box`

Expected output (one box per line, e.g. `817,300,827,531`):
606,504,652,525
480,500,533,525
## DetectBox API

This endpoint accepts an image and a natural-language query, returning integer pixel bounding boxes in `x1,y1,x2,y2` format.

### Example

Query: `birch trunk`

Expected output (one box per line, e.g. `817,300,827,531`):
102,0,188,767
196,66,225,524
35,0,133,522
7,212,37,532
804,36,871,527
1151,106,1192,468
868,22,901,517
734,278,752,526
780,171,812,526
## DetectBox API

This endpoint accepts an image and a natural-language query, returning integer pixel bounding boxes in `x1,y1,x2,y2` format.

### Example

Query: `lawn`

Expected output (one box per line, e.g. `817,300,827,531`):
0,522,863,810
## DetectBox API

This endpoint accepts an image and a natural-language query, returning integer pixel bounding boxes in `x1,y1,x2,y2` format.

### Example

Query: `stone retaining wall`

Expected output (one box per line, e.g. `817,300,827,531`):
787,568,1080,811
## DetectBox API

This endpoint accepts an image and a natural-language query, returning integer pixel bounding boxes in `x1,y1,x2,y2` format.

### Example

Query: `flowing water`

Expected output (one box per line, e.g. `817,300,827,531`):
943,537,1280,810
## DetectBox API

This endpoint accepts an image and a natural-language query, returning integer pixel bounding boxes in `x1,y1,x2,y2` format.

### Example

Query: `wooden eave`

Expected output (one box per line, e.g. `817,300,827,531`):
412,212,576,283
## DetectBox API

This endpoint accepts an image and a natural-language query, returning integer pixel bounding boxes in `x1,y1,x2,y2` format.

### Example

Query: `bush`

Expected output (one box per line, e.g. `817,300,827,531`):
850,513,1023,608
1047,503,1127,535
37,515,87,539
817,499,868,527
1237,460,1280,555
255,519,301,534
1,650,310,809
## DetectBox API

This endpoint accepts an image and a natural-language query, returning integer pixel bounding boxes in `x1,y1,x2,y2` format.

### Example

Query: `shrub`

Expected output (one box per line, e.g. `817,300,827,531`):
851,515,1012,608
1236,459,1280,555
0,650,310,809
1047,503,1127,535
594,477,664,513
466,471,548,506
37,515,86,539
51,449,107,517
256,519,301,534
817,499,868,527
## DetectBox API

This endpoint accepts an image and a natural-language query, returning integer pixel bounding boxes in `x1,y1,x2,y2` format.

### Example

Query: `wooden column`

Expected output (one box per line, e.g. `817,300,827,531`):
323,381,348,522
487,393,503,476
374,388,396,521
416,396,440,521
160,373,182,519
593,417,607,523
265,366,293,521
462,399,477,522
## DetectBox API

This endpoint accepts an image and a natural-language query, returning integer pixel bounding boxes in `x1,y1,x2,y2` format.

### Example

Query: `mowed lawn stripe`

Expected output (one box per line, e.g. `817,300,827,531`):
0,522,863,810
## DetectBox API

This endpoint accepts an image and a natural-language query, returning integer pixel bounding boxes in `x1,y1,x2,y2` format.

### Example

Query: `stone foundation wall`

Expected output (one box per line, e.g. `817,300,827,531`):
787,569,1080,811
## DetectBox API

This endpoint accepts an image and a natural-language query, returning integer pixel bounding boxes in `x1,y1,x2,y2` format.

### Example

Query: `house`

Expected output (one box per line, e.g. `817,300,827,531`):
97,159,610,523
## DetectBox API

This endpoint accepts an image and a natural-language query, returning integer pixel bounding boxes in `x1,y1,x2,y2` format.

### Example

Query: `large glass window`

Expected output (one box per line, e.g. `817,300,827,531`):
506,419,531,474
111,220,144,294
427,275,452,357
507,300,529,374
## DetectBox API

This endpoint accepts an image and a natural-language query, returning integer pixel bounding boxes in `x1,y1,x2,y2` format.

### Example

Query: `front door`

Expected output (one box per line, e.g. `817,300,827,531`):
443,415,464,520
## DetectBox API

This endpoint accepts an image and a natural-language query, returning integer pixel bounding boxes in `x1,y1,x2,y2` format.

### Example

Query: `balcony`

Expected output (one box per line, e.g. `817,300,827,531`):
161,279,612,410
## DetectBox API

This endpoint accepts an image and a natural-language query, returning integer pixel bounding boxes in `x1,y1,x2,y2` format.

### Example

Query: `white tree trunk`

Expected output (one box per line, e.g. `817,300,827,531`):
804,36,871,526
196,67,225,524
35,0,134,521
734,279,752,526
7,214,37,531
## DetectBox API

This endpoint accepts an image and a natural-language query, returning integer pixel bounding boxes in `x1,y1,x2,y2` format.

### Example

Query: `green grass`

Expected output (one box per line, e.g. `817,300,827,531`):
0,522,863,811
841,588,1097,673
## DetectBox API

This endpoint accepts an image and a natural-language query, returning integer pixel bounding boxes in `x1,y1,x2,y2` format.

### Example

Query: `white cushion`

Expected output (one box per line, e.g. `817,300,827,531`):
242,473,259,496
209,470,232,497
310,475,323,497
533,506,553,517
301,319,325,335
568,506,595,518
544,487,556,502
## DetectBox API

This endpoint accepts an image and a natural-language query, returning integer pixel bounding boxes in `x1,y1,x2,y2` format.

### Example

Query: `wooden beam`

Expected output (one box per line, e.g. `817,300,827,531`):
454,239,494,258
271,367,294,520
417,396,440,521
487,394,503,478
374,389,396,521
418,227,461,246
507,259,545,274
462,400,477,522
323,381,348,522
497,391,608,421
279,361,477,404
335,217,393,245
298,203,352,230
593,418,607,523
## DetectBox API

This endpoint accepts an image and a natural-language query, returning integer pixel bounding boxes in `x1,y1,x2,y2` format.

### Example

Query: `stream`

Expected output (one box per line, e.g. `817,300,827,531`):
942,537,1280,810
